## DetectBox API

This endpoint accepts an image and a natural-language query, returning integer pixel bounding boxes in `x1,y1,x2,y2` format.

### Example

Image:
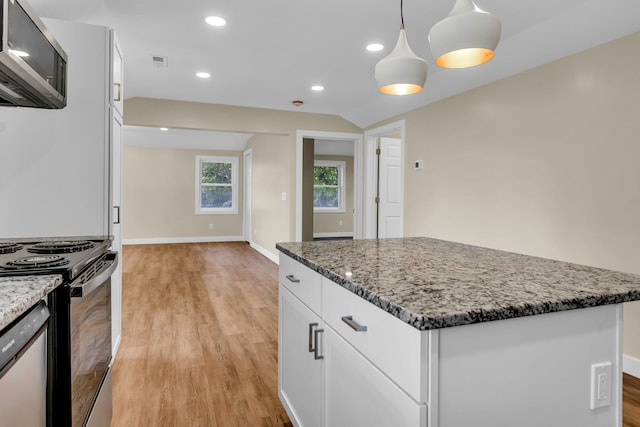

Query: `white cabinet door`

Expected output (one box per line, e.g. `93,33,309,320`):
110,108,123,357
279,285,324,427
111,31,124,117
324,326,426,427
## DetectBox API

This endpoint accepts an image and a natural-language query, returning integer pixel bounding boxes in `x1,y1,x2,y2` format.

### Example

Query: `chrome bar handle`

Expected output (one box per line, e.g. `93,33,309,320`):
341,315,368,332
285,274,300,283
314,329,324,360
113,205,120,225
308,323,318,352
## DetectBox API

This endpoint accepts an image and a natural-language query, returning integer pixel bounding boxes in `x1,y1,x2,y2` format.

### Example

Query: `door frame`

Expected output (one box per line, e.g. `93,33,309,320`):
363,120,406,239
295,130,364,242
243,148,253,243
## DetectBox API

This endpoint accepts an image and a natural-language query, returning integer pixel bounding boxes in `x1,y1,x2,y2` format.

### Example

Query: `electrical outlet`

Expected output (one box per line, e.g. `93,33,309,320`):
339,220,343,226
281,192,287,201
208,223,214,230
590,362,612,410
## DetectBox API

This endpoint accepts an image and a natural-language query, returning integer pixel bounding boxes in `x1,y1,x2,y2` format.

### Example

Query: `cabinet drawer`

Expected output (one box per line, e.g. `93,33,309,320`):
322,278,428,402
325,327,427,427
279,255,322,315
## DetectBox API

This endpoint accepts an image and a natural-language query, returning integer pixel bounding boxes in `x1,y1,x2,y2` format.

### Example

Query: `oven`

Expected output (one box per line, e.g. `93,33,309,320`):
50,251,117,427
0,238,117,427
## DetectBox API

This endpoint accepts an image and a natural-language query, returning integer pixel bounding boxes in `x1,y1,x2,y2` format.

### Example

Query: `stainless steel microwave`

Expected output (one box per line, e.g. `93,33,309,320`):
0,0,67,108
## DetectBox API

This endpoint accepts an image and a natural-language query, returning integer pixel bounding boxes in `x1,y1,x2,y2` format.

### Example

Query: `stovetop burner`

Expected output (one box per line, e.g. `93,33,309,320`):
0,242,22,254
0,237,111,280
4,255,70,269
28,240,95,254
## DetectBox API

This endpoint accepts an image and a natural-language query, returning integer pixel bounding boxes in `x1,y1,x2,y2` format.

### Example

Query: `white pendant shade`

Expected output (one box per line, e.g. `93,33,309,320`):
428,0,501,69
375,28,428,95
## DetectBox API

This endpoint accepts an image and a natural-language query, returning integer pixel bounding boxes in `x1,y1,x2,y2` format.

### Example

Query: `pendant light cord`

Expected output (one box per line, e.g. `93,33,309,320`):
400,0,405,28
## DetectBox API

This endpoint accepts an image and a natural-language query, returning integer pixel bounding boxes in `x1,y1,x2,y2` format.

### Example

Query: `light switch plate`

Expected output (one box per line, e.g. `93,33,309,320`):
590,362,612,410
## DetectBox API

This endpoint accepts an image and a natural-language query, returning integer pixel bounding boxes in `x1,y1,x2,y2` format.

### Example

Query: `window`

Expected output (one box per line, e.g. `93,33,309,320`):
195,155,238,214
314,160,346,212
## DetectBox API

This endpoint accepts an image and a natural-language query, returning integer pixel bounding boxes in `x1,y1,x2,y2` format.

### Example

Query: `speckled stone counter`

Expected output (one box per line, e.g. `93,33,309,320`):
0,275,62,331
276,237,640,330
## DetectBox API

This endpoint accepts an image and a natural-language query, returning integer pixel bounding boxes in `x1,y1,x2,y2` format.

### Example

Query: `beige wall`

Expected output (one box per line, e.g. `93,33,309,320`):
244,134,291,253
123,98,361,256
313,155,354,236
367,33,640,358
123,147,243,239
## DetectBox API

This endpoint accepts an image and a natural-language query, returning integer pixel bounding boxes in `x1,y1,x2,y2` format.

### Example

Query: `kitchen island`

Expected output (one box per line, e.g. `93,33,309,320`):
276,237,640,427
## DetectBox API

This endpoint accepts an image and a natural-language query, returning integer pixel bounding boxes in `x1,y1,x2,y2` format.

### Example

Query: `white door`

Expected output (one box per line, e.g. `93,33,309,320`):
243,150,252,243
377,137,403,238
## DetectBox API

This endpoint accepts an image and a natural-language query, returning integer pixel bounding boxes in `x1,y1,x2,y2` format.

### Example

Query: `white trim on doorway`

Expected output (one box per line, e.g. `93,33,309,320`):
363,120,406,239
243,148,253,243
295,130,364,242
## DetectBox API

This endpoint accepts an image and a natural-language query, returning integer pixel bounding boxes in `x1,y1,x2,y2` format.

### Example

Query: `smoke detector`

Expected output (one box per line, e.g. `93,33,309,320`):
152,55,168,69
292,100,304,107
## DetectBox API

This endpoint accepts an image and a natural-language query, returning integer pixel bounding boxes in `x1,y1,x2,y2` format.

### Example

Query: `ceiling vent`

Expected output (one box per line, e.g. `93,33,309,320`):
152,55,168,69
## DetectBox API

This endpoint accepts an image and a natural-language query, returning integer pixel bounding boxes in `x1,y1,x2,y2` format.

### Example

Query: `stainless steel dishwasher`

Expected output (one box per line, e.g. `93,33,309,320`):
0,301,50,427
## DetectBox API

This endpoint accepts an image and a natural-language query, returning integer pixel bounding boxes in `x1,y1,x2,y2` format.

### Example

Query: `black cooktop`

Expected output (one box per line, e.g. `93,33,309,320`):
0,238,112,281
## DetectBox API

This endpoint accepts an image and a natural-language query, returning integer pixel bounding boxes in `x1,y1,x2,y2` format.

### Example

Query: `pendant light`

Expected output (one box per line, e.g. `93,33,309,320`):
375,0,428,95
428,0,501,69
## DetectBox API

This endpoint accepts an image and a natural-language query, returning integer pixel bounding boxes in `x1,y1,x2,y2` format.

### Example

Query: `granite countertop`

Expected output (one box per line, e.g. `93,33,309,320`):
0,275,63,331
276,237,640,331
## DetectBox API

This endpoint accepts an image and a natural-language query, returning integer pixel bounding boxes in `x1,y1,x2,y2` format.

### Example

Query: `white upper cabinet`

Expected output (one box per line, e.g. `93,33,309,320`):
111,32,124,117
0,19,112,237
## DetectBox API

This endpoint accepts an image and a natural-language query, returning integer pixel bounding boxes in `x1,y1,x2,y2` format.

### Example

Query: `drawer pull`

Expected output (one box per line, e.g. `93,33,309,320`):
285,274,300,283
342,315,368,332
314,329,325,360
308,323,318,352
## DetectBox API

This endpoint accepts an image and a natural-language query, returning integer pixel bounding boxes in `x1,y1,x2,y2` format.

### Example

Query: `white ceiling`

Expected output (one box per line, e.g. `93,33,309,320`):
28,0,640,128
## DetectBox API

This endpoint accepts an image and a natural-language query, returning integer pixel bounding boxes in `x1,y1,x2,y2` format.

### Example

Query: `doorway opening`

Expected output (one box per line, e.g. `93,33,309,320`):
363,120,406,239
295,130,363,242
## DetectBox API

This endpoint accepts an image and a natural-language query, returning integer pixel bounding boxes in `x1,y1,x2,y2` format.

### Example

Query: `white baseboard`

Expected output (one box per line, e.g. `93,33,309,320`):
123,235,244,245
250,241,279,265
624,354,640,379
313,232,354,238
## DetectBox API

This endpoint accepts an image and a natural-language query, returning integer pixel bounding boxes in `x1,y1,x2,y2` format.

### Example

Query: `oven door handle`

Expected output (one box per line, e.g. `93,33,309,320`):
70,252,118,298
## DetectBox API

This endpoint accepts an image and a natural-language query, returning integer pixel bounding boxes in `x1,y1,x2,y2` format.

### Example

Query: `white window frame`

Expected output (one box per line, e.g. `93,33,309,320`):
313,160,346,213
195,155,239,215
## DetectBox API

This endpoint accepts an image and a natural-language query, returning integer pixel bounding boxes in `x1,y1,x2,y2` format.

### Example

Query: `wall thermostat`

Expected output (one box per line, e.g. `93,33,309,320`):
415,160,424,171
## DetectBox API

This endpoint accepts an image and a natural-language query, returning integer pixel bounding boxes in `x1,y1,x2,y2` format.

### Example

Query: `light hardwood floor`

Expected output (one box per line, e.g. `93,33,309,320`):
112,242,292,426
112,242,640,426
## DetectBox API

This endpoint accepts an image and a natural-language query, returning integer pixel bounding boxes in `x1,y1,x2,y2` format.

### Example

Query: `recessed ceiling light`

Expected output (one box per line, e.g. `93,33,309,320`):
160,127,169,131
196,72,211,79
366,43,384,52
205,16,227,27
311,85,324,92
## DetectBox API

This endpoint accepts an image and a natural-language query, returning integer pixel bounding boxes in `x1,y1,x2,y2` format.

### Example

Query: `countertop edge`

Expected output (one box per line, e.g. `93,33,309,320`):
0,275,63,331
275,244,640,331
